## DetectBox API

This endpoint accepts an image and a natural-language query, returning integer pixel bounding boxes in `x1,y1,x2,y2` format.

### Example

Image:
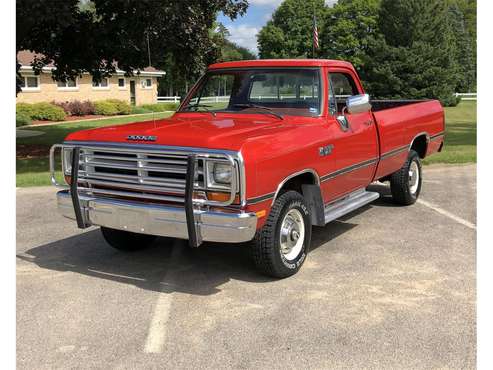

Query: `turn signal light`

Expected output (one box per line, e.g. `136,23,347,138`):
206,191,240,204
255,210,267,218
64,175,72,185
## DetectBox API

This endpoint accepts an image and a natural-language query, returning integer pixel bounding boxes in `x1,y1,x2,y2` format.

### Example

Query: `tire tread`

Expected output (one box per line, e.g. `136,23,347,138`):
252,191,310,278
390,150,421,205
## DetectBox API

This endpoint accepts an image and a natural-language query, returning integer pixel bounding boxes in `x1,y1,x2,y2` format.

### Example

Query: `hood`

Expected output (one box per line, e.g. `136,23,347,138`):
65,113,300,152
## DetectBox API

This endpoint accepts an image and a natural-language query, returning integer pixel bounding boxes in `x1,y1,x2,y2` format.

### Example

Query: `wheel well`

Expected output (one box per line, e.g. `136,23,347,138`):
411,135,428,158
276,172,318,198
274,171,325,226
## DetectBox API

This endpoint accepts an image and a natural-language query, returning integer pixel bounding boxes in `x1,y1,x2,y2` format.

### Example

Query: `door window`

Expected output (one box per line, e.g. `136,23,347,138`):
328,75,337,116
328,72,359,113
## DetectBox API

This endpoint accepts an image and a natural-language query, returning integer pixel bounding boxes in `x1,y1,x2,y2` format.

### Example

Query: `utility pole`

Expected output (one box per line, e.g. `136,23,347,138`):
146,31,152,66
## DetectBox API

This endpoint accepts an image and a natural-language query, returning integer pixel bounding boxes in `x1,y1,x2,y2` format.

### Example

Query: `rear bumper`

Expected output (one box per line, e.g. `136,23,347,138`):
57,190,257,244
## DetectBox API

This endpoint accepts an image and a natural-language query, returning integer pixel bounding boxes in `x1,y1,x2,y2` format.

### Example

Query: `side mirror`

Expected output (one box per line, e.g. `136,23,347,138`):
346,94,371,114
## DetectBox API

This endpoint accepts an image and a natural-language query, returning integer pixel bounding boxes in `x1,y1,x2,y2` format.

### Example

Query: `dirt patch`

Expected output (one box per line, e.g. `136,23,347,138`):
17,144,51,159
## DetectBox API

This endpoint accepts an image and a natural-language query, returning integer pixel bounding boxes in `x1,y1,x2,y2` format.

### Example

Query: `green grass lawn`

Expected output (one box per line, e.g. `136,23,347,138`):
16,101,476,187
16,112,172,187
422,100,476,165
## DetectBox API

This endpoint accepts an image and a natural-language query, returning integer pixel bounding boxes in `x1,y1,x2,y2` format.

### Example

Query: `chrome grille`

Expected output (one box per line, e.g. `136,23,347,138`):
75,147,207,204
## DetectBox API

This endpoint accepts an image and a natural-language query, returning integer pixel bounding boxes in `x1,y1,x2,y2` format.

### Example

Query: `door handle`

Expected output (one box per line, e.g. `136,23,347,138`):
336,115,350,131
364,119,373,126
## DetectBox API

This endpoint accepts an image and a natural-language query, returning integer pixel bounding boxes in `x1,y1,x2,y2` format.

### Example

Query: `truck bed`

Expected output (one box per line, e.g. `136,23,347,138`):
371,99,445,180
371,99,430,112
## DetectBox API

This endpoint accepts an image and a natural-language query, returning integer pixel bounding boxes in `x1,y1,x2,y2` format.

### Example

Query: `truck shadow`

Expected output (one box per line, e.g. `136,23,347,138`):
17,216,362,296
367,183,402,207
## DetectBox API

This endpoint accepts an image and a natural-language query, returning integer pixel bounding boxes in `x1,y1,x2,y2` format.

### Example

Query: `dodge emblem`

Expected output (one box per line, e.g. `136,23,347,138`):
126,135,157,142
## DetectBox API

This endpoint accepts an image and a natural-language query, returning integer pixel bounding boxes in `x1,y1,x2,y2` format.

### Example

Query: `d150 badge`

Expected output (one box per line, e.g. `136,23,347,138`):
319,144,334,156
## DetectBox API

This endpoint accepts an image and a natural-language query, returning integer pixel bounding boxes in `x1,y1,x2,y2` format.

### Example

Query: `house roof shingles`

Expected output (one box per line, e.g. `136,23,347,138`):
17,50,165,75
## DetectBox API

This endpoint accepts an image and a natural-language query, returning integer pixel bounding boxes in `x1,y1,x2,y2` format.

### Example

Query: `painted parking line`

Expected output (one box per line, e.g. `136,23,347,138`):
143,244,180,354
144,290,173,353
417,199,476,230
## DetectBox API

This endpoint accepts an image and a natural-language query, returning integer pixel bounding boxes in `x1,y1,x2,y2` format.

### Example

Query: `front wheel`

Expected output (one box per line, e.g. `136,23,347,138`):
252,191,312,278
101,227,157,251
390,149,422,205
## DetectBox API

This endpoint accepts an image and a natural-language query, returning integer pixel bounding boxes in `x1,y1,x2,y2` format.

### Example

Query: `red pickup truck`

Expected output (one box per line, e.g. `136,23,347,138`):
50,59,444,278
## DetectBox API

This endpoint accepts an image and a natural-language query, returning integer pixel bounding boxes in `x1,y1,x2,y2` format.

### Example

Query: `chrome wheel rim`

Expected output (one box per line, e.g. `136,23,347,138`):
409,161,420,195
280,209,305,260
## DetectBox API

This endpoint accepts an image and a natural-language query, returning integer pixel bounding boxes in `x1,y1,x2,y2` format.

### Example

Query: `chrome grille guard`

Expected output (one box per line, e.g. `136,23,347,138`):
50,142,246,247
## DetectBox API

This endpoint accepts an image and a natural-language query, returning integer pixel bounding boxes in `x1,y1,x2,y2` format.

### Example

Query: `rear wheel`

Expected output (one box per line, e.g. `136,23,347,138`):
101,227,157,251
252,191,312,278
390,150,422,205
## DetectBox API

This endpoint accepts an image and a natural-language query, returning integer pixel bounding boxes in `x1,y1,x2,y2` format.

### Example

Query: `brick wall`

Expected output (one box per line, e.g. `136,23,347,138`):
16,72,158,105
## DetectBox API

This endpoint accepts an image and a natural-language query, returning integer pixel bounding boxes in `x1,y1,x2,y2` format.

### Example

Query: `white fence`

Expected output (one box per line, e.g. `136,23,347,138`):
455,93,477,101
157,96,180,103
199,96,230,103
158,93,478,104
157,96,230,104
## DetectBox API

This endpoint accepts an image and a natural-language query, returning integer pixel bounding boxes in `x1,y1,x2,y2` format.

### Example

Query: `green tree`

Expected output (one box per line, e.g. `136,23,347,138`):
456,0,476,41
363,0,462,106
159,23,255,97
320,0,380,71
258,0,327,59
16,0,248,93
448,1,475,91
454,0,476,91
211,22,256,62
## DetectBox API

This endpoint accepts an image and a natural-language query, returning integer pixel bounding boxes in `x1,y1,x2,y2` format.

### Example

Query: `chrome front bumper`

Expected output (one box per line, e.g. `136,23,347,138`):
57,190,257,244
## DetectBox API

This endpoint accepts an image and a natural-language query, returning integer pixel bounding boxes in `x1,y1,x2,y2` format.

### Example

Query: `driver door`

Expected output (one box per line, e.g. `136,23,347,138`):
323,70,378,201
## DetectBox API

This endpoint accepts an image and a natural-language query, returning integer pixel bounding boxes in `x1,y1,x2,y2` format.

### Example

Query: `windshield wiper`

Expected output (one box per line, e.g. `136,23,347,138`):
183,103,216,117
233,103,284,120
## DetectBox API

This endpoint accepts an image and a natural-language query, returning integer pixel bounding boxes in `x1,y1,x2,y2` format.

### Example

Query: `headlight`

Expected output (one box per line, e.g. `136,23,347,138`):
206,161,235,189
62,148,73,175
213,163,232,184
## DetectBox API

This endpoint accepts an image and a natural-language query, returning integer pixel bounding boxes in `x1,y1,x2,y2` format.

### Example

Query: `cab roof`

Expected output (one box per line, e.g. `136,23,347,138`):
208,59,355,70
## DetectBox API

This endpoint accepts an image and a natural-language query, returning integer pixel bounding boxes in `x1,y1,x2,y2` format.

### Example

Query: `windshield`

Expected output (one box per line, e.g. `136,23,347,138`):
180,68,321,117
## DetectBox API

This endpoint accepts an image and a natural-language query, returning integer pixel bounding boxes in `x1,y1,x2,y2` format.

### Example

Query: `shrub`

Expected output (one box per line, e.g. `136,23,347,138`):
443,95,462,107
80,100,96,115
130,106,152,114
53,100,96,116
16,103,35,118
52,101,71,114
16,102,66,121
94,100,119,116
106,99,132,115
140,103,179,112
30,102,66,121
16,112,32,127
94,99,132,115
69,100,95,116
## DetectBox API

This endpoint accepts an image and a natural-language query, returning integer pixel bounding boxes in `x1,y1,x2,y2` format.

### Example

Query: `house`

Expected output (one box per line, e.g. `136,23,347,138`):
16,50,166,105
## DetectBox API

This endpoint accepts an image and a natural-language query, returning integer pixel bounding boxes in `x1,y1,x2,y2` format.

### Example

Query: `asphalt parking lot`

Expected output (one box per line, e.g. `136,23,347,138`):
16,164,476,370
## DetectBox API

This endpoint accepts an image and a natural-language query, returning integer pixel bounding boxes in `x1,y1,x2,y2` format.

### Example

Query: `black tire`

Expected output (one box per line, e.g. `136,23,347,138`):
390,149,422,205
252,191,312,278
100,227,157,251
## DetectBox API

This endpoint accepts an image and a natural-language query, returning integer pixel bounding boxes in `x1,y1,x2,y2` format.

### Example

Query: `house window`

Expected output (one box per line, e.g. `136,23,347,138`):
118,78,125,88
56,78,78,90
141,78,152,88
92,78,109,89
20,76,40,91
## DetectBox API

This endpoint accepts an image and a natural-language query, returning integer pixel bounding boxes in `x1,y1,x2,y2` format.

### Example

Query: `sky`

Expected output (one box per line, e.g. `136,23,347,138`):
217,0,338,55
